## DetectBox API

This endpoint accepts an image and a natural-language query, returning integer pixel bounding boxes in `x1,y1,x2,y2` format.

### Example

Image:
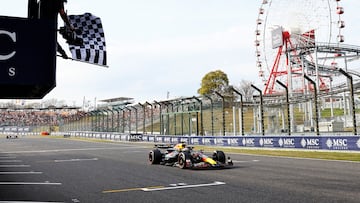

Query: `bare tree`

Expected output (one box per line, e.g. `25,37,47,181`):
236,80,255,102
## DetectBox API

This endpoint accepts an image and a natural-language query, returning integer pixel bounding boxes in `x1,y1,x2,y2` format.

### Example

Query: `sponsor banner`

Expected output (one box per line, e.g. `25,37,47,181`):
129,133,143,142
150,136,360,151
171,137,180,144
0,126,31,132
66,133,360,151
148,136,155,142
323,137,359,150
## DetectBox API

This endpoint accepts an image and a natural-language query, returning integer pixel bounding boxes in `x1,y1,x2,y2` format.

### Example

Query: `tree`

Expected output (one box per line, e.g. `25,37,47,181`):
237,80,255,102
198,70,229,95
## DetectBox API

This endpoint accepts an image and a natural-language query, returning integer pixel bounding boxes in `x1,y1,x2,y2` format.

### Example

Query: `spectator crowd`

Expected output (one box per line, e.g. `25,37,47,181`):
0,109,86,127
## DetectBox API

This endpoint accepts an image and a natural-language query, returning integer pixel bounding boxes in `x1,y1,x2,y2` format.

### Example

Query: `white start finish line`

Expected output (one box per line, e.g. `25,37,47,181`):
142,181,226,192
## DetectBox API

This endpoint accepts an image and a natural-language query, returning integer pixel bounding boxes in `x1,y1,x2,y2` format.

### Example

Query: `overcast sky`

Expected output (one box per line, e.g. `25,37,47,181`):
1,0,360,106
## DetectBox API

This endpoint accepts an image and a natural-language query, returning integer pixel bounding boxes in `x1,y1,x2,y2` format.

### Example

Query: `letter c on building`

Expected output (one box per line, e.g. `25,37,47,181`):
0,30,16,60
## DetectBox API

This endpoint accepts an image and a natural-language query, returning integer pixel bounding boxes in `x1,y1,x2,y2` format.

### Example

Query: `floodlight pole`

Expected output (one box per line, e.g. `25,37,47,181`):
276,80,291,136
304,75,319,135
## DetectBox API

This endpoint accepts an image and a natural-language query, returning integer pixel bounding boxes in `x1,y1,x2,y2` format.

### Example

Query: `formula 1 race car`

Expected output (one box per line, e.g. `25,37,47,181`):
6,134,18,139
148,143,233,169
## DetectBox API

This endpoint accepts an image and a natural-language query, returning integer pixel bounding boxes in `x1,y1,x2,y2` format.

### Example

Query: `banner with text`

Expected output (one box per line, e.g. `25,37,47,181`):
142,135,360,151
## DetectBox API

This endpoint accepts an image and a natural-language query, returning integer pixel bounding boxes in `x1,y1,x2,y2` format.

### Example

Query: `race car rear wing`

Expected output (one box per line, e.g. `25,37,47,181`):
154,144,174,149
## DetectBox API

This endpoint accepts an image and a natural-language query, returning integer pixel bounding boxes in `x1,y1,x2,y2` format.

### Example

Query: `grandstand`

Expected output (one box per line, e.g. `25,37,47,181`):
98,97,134,109
0,105,83,134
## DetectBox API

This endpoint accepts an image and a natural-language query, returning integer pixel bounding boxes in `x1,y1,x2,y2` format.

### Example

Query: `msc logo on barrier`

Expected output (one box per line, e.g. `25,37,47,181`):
326,138,348,150
242,138,255,147
259,138,274,147
228,138,239,146
301,138,320,149
278,138,295,148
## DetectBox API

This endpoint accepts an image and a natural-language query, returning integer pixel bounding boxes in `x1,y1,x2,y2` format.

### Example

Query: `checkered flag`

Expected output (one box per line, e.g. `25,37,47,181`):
68,13,107,66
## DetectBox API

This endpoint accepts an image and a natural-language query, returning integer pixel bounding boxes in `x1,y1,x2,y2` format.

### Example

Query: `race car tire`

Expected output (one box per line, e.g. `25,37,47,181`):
178,152,191,169
213,151,226,164
149,149,162,164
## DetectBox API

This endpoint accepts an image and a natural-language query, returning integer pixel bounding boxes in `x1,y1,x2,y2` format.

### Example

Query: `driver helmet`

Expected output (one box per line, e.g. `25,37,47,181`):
174,143,186,151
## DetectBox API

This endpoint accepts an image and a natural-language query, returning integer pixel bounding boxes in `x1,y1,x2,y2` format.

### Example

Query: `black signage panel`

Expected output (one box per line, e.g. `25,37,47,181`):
0,16,56,99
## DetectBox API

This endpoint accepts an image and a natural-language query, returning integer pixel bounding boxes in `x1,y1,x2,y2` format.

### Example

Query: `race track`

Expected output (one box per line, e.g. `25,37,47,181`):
0,136,359,203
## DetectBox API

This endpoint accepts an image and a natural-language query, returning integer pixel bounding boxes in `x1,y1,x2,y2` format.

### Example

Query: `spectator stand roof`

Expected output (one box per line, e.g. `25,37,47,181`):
98,97,134,109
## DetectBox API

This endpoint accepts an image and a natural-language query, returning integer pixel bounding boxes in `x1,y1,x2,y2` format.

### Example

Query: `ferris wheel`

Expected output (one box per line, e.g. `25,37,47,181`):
255,0,345,95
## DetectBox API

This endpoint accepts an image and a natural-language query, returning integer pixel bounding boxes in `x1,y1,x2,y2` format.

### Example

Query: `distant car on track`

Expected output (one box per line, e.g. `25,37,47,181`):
149,143,233,169
6,134,18,139
41,131,50,136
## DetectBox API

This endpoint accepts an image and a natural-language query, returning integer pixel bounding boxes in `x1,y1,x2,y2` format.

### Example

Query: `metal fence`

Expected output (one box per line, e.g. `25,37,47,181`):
59,85,360,136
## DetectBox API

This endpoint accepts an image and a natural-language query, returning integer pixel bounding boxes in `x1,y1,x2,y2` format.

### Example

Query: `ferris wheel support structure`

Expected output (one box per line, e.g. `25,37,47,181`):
255,0,346,96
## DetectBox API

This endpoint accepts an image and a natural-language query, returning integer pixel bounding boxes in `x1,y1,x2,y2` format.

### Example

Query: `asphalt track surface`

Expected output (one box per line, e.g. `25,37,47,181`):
0,136,359,203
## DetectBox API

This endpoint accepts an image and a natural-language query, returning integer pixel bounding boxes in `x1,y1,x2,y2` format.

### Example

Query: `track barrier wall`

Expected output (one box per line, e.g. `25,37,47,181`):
51,131,360,151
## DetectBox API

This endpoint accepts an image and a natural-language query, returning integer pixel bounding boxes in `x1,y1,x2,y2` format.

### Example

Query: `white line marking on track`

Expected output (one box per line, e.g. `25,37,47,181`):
0,156,17,159
1,147,136,154
0,160,22,163
123,151,143,153
54,158,98,163
0,165,30,167
0,172,43,175
142,181,226,192
0,201,64,203
0,182,62,185
232,160,259,163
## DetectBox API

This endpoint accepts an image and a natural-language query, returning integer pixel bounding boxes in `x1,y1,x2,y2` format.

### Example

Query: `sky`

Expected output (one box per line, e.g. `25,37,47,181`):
1,0,360,107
